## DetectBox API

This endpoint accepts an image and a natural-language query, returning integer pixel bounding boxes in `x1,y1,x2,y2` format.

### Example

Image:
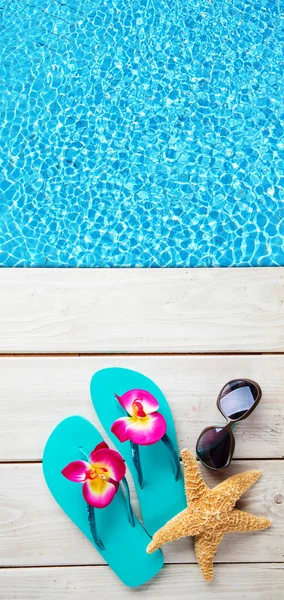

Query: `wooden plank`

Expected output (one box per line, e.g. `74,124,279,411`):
0,461,282,567
0,268,283,353
1,355,283,461
0,564,283,600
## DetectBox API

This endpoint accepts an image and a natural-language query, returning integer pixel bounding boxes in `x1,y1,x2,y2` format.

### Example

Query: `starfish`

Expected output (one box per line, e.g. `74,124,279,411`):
147,449,271,581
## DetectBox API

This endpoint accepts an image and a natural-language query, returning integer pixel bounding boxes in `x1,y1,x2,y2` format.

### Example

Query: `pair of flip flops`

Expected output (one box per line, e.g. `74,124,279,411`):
43,368,186,587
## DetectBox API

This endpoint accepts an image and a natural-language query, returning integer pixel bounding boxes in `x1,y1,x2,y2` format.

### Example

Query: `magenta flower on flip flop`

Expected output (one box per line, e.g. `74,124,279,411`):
62,442,126,508
111,389,167,445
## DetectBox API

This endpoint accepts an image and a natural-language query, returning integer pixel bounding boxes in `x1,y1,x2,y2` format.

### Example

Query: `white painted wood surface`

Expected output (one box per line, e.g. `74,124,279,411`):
0,268,283,353
0,461,282,567
0,355,283,461
0,268,283,599
1,564,283,600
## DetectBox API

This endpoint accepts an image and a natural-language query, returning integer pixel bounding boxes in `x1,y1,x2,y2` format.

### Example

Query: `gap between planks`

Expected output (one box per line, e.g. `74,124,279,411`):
0,352,284,357
1,561,283,570
1,457,283,465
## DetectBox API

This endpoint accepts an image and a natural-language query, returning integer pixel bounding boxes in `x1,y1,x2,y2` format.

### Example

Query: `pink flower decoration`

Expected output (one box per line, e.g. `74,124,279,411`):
62,441,126,508
111,389,167,445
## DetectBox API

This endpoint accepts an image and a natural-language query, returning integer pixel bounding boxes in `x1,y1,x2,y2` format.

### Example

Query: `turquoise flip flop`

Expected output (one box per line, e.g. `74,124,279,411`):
90,368,186,535
42,416,163,587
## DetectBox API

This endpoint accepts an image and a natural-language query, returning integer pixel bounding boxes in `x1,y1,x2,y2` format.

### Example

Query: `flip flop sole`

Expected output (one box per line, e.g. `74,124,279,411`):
90,368,186,534
43,416,163,587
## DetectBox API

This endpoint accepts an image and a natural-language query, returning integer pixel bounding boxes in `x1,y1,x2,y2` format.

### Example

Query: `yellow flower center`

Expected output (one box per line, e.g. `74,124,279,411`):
89,464,108,480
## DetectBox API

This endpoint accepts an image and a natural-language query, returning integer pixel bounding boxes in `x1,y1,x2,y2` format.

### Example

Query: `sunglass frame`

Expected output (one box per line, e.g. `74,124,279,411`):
196,378,262,472
217,378,262,422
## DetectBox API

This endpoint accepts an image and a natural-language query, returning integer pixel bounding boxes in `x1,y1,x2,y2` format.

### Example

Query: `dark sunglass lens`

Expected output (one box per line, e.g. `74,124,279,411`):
196,428,231,469
219,380,259,421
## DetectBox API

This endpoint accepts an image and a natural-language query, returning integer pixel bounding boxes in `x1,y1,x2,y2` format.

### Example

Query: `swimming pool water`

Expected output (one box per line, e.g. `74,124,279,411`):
0,0,283,267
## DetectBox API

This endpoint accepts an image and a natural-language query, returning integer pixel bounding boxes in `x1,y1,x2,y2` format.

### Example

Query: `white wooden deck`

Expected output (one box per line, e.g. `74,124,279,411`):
0,268,283,599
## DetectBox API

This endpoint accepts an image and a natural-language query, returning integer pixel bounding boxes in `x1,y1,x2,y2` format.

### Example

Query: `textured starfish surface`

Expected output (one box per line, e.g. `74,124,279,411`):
147,449,271,581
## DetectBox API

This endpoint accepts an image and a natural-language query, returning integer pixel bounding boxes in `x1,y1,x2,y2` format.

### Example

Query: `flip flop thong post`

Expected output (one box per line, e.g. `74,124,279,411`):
43,416,163,587
90,368,186,534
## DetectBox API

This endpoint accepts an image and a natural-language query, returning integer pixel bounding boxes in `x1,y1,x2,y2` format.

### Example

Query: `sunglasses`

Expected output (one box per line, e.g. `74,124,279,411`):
196,379,262,471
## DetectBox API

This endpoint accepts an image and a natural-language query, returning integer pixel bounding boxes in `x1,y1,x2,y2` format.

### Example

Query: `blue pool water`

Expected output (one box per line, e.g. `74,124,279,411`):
0,0,283,267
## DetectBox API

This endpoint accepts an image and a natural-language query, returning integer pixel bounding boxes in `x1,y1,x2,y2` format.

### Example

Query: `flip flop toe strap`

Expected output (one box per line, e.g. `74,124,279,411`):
161,433,181,481
87,504,105,550
62,442,135,552
130,434,180,489
87,475,135,551
112,389,181,489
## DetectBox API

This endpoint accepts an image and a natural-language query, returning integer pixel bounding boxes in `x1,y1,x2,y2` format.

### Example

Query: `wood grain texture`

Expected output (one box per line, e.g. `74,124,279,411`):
0,461,282,567
0,269,283,597
1,564,283,600
1,355,283,461
0,268,283,353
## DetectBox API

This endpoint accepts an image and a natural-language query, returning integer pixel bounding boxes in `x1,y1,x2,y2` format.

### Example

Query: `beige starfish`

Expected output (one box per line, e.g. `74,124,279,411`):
147,449,271,581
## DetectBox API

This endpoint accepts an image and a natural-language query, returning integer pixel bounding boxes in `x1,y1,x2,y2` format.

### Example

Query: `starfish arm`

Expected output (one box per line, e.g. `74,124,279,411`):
181,448,209,503
225,509,271,533
212,470,261,511
194,531,223,582
147,509,201,553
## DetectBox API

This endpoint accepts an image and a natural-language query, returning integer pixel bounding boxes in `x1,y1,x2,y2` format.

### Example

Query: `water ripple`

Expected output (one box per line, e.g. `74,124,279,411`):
0,0,283,266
